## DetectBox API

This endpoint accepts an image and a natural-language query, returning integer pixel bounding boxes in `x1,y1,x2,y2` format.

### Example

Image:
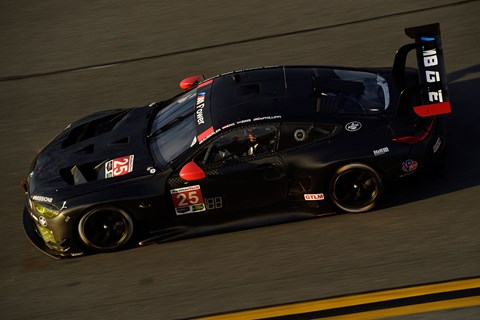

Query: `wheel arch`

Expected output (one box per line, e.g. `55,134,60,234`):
76,203,137,252
325,160,386,213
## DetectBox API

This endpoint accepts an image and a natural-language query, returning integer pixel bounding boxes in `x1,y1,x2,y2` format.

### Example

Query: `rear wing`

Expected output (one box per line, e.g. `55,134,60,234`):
393,23,451,117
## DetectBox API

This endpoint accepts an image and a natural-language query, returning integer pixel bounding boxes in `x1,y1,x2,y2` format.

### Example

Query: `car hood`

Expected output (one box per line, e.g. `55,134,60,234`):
27,106,157,202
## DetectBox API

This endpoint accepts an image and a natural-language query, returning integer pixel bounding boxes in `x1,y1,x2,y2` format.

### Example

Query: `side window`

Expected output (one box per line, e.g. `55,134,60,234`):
279,123,337,150
196,125,278,165
315,70,390,115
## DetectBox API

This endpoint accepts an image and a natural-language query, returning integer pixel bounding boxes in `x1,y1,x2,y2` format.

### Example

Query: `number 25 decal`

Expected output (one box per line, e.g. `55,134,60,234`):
105,155,134,178
113,157,131,176
176,191,200,207
170,185,206,215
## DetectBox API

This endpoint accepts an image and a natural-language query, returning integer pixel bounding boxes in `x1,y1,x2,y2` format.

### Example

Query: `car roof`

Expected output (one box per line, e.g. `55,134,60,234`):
207,66,384,127
209,67,306,126
193,65,390,144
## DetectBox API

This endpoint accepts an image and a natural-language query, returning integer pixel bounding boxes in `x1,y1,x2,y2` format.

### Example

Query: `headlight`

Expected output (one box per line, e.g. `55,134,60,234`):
33,203,60,219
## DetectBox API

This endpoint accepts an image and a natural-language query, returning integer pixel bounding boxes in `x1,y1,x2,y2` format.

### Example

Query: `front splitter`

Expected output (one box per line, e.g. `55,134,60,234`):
22,207,84,259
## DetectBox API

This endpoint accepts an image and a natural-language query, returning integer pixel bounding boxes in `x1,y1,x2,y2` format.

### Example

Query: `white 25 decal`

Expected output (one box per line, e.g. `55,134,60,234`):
170,185,205,209
113,158,131,176
176,191,200,206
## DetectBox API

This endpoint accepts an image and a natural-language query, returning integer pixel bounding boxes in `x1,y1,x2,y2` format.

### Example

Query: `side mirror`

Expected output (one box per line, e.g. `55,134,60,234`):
179,161,206,181
179,75,204,90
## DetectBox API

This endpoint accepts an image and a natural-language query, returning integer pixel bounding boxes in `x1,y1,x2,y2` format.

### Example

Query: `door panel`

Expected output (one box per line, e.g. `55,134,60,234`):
201,155,287,211
166,124,287,221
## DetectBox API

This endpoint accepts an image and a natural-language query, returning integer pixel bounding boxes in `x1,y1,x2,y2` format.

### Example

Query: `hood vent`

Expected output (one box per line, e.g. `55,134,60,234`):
60,160,108,185
110,137,130,145
62,110,129,149
74,144,94,154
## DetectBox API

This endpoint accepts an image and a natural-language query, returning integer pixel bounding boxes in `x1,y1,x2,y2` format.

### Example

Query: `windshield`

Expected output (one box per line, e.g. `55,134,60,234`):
149,89,198,166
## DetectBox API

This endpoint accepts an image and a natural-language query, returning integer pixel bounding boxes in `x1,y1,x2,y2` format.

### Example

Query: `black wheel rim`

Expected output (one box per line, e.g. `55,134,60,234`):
332,169,379,209
81,209,132,249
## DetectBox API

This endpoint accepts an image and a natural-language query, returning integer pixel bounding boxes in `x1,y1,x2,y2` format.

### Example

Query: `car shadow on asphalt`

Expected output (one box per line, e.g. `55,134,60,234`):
381,65,480,209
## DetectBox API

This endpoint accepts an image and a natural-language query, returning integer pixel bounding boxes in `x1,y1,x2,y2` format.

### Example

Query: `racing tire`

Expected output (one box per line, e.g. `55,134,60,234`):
78,206,134,252
329,163,384,213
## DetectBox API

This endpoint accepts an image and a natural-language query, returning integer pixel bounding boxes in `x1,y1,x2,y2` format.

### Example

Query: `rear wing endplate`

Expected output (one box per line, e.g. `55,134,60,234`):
393,23,451,117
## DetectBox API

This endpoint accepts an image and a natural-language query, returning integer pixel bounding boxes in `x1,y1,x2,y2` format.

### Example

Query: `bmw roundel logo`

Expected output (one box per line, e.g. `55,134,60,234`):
345,121,362,132
38,216,48,227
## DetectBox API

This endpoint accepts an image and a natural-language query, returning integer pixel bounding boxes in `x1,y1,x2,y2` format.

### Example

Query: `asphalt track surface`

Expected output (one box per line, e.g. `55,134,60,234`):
1,1,479,319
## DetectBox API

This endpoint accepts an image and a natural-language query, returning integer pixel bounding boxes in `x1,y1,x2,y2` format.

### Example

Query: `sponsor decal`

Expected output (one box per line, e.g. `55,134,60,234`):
373,147,389,156
31,195,53,203
402,159,418,172
420,38,445,104
345,121,362,132
433,137,441,153
105,155,134,178
211,115,282,142
196,91,206,105
236,119,252,125
304,193,325,201
195,85,215,144
222,122,235,130
205,197,223,210
170,185,206,215
38,216,48,227
196,92,206,125
198,126,215,144
252,115,282,122
412,35,451,117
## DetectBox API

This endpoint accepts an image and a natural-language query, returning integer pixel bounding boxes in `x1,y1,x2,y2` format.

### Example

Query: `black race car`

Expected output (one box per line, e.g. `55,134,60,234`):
22,24,451,258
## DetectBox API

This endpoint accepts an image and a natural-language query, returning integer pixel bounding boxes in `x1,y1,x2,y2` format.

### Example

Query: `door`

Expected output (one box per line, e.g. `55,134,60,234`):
167,124,287,218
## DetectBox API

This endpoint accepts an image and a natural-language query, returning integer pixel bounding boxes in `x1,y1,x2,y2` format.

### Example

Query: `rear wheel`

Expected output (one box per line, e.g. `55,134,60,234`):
78,206,134,252
329,163,383,213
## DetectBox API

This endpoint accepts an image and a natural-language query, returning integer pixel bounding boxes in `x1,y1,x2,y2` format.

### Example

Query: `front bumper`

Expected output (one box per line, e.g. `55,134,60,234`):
23,207,84,259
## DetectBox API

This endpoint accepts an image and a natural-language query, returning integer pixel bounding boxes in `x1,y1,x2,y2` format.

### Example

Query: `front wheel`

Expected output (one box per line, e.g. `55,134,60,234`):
78,206,135,252
329,163,384,213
